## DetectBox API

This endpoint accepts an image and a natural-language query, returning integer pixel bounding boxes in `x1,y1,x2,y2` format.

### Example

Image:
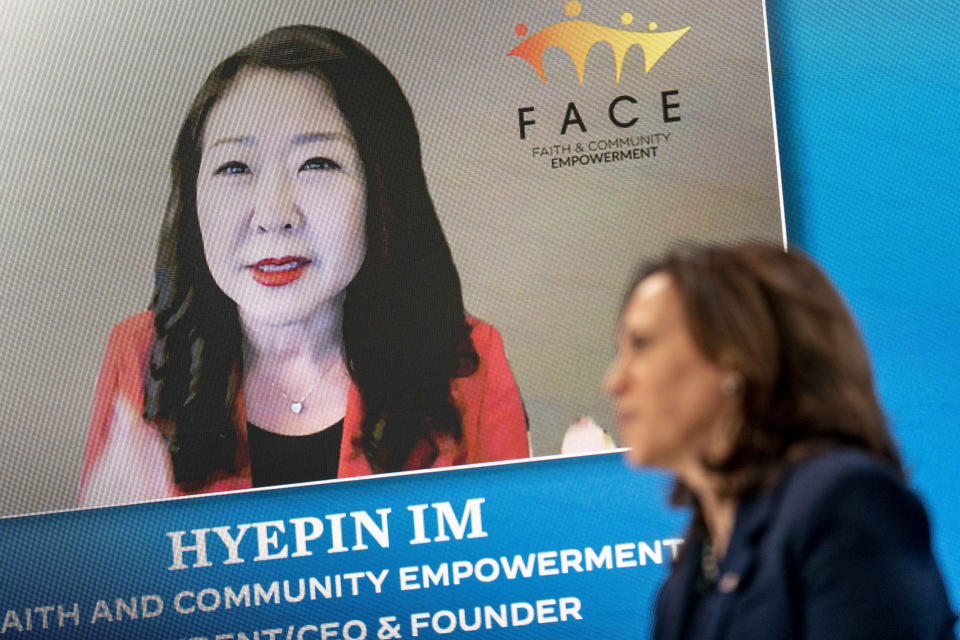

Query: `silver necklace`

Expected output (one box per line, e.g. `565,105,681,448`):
272,381,319,415
701,538,720,583
270,360,339,415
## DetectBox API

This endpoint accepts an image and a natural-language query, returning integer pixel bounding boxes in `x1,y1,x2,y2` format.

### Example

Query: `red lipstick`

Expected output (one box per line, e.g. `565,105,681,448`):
249,256,310,287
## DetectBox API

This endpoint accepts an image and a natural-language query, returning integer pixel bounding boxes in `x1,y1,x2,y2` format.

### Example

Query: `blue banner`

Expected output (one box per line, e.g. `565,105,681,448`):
1,453,685,639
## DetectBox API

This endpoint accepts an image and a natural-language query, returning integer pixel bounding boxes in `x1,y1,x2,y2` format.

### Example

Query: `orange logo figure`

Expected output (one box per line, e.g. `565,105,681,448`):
509,1,690,83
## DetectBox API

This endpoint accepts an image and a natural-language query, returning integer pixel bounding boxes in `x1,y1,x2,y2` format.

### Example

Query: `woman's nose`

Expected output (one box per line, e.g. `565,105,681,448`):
604,357,625,396
250,170,303,233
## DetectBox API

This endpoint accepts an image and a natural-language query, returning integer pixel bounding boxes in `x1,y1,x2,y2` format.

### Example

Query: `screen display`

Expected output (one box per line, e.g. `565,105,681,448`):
0,0,782,516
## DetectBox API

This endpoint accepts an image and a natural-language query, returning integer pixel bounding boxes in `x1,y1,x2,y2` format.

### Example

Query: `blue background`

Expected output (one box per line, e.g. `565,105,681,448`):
0,455,684,638
2,3,957,638
768,0,960,606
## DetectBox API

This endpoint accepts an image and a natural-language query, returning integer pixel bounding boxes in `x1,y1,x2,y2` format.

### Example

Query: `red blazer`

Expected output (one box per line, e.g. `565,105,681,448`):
79,312,528,503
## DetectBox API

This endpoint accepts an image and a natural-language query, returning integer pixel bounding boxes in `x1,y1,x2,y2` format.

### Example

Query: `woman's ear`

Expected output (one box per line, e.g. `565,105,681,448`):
715,352,744,397
721,375,741,396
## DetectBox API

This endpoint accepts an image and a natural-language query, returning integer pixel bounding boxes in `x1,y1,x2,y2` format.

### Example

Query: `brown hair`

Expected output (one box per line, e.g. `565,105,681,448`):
630,243,903,506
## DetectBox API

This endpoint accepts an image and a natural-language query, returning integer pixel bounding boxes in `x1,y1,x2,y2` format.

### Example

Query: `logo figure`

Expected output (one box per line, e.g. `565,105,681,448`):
509,1,690,83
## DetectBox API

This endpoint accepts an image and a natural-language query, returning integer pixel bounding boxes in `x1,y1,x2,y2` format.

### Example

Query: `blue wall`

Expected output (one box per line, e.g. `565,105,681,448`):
767,0,960,603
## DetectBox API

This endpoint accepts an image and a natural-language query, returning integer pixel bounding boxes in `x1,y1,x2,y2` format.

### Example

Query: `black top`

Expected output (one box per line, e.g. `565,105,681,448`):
246,420,343,488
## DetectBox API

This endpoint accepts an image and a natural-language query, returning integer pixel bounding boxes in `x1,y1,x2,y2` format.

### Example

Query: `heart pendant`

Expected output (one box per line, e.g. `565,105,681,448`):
290,402,304,415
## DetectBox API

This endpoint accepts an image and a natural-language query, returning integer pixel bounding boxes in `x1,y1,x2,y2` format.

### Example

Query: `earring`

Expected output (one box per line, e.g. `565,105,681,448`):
721,377,740,396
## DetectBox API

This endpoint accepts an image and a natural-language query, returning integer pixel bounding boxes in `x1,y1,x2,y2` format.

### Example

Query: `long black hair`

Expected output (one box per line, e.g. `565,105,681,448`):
145,25,477,484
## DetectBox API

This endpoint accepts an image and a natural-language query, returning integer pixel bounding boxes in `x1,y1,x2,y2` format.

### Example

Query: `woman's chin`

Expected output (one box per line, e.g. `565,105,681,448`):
236,299,326,328
623,446,652,468
622,442,672,470
231,285,343,328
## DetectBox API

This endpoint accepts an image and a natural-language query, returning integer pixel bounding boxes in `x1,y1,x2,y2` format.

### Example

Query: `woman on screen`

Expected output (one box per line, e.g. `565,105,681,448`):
79,26,528,506
605,244,956,639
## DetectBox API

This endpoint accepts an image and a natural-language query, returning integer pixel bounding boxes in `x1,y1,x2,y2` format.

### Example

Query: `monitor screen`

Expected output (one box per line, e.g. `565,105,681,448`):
0,0,782,516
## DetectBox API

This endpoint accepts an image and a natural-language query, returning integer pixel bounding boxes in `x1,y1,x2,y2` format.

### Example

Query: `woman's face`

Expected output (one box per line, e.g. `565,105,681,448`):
605,273,740,473
196,67,366,326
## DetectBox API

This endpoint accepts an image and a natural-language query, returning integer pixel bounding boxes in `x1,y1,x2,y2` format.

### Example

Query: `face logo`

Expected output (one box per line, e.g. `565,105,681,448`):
509,1,690,83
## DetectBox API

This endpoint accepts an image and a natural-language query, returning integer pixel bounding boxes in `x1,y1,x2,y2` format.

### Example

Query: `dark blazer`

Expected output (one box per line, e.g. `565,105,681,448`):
653,450,957,640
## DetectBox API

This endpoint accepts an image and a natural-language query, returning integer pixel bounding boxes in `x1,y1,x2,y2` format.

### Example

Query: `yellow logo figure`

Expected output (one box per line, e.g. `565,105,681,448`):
509,1,690,83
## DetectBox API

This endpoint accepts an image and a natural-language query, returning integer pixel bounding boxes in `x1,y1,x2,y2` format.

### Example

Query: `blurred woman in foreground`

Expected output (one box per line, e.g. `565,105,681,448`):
605,244,956,639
